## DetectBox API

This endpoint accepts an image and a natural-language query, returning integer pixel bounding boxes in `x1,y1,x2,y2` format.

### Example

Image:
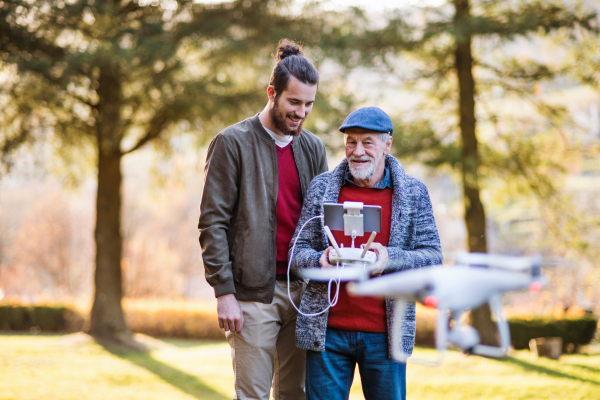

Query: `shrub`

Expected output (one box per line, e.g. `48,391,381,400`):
0,304,84,332
508,316,598,352
415,304,437,348
123,298,224,340
0,299,223,339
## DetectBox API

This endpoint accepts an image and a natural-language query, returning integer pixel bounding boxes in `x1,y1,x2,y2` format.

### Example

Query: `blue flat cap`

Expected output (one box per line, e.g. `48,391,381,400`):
338,107,393,135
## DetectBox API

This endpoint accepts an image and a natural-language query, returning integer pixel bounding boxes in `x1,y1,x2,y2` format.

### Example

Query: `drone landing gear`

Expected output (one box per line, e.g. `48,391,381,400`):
390,295,511,365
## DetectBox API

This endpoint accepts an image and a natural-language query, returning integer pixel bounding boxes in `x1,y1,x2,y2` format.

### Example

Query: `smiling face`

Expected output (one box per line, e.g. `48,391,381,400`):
345,128,393,187
267,75,317,137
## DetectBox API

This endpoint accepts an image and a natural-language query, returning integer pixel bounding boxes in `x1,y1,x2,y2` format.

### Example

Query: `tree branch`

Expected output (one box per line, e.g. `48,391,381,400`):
123,108,170,154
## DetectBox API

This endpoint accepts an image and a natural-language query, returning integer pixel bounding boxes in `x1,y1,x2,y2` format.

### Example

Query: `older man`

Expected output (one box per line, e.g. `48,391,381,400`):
289,107,443,400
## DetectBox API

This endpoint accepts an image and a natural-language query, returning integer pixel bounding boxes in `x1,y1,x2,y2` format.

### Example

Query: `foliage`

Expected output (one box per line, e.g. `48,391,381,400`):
337,0,600,256
0,304,84,331
0,0,359,337
329,0,600,344
509,316,598,352
0,298,222,339
123,298,223,340
0,0,354,164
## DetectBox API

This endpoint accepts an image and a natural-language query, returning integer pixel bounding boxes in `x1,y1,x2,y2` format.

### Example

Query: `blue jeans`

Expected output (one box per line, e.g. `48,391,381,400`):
306,328,406,400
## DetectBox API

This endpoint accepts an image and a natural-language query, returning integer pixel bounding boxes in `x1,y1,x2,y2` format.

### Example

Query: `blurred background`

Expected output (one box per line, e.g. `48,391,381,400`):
2,2,600,399
1,0,599,332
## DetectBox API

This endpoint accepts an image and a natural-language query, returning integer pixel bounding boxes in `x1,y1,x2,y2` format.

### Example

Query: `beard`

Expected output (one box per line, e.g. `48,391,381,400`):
348,155,376,181
269,96,304,137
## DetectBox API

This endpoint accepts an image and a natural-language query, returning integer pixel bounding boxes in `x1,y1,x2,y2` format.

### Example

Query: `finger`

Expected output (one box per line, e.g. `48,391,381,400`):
219,318,224,329
223,320,231,332
229,319,238,332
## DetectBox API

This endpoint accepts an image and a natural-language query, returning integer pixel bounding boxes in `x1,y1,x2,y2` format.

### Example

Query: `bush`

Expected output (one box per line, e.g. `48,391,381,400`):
0,299,224,339
415,304,437,348
123,298,224,340
508,316,598,352
413,306,599,354
0,304,84,332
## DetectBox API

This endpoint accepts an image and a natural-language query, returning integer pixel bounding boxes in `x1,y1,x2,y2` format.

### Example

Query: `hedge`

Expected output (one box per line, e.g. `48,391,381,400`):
508,316,598,352
0,300,224,340
0,305,84,332
1,302,596,354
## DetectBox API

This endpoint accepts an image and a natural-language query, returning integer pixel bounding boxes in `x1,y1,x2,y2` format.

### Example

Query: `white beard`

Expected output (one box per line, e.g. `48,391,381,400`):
348,156,375,181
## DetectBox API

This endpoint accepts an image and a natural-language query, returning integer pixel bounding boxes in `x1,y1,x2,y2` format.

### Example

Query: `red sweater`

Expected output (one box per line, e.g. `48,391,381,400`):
275,144,303,274
327,183,393,333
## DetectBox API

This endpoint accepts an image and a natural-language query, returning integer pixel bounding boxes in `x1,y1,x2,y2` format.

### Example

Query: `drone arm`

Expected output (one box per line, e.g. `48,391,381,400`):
472,295,510,358
436,308,449,354
391,298,411,363
391,298,444,366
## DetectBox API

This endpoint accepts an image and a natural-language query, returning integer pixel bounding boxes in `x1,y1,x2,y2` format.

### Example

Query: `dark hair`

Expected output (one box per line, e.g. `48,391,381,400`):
269,39,319,95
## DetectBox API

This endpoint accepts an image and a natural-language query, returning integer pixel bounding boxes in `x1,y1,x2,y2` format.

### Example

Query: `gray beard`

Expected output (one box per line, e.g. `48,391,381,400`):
348,156,375,181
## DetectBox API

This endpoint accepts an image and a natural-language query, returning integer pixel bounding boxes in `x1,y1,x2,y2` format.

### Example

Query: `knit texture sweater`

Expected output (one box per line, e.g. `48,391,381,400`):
289,155,443,356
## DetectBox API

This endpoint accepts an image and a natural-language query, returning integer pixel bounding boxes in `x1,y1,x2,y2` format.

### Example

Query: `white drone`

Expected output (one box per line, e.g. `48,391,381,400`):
301,251,548,365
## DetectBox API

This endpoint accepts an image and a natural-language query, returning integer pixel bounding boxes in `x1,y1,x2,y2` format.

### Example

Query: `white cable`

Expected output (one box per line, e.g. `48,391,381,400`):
287,215,349,317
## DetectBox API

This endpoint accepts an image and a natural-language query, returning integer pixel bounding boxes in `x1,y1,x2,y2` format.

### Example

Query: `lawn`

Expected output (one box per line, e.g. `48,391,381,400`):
1,333,599,400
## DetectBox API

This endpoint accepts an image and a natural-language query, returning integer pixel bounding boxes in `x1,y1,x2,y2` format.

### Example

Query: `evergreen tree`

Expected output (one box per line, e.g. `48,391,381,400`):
0,0,347,342
341,0,598,345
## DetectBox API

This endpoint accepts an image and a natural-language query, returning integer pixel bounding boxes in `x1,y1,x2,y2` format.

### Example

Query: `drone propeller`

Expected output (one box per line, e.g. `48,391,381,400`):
348,266,546,311
455,252,541,272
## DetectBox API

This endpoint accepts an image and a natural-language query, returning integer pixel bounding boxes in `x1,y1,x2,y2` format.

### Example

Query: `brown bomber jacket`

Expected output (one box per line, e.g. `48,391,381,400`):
198,115,328,304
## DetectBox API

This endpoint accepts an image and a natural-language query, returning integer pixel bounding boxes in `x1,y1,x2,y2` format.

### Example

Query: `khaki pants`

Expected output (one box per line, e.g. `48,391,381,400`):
226,280,307,400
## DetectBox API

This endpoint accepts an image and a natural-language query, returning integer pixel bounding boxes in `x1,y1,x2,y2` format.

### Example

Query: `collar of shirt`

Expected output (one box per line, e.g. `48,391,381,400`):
262,124,293,148
344,163,393,189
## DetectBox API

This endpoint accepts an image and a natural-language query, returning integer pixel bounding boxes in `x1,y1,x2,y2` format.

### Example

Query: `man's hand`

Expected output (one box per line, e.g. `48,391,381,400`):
369,243,389,277
319,247,336,269
217,293,244,333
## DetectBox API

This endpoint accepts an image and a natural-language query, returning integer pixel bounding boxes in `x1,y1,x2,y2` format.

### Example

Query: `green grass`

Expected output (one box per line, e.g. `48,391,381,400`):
1,333,599,400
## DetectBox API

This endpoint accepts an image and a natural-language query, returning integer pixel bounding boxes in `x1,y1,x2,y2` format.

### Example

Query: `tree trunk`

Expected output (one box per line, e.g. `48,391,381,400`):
89,149,129,338
453,0,498,347
88,59,130,340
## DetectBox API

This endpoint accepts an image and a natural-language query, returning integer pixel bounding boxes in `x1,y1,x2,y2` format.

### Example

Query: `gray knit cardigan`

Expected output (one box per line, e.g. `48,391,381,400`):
289,155,443,356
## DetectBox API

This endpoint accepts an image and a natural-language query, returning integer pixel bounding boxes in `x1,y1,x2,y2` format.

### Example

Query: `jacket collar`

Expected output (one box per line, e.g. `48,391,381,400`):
250,114,275,143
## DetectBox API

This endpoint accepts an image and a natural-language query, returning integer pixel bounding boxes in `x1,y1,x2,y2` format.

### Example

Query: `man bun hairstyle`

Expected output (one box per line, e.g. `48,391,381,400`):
269,38,319,96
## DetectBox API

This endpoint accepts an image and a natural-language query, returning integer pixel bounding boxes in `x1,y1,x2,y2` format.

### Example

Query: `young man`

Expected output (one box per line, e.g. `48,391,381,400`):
289,107,443,400
198,39,328,400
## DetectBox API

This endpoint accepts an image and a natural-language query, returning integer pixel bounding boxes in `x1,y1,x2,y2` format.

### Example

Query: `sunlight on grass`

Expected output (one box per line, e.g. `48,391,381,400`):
1,333,599,400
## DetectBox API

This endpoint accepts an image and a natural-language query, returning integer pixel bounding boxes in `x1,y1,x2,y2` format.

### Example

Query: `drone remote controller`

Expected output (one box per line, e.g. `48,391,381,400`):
324,225,378,267
329,247,377,266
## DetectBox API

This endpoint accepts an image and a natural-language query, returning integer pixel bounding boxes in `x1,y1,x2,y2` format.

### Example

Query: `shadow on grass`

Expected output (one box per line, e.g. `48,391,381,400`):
502,356,600,386
570,363,600,374
98,339,230,400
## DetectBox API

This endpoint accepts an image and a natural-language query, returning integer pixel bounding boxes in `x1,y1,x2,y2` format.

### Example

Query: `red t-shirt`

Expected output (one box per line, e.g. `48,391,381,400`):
275,143,303,274
327,183,393,333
